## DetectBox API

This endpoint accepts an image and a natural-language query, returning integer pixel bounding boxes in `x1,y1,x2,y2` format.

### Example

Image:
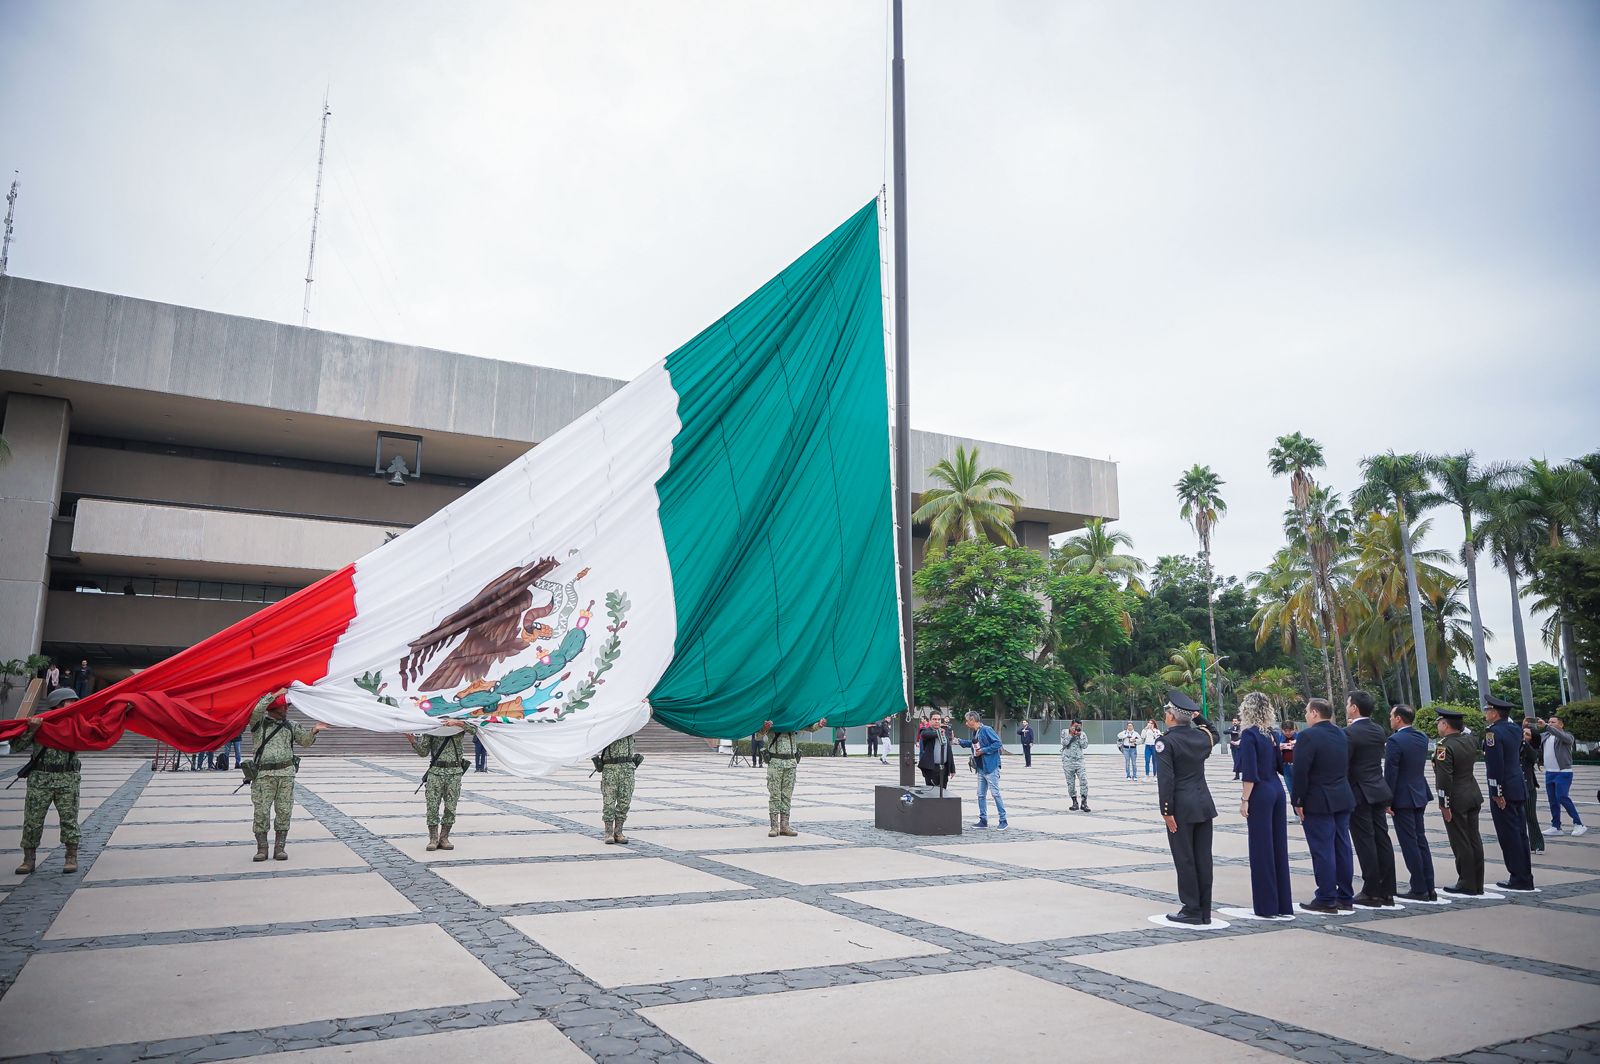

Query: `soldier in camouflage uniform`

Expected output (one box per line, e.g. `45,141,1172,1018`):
246,688,326,862
13,688,85,876
761,718,824,837
596,733,642,844
407,721,469,851
1058,719,1091,812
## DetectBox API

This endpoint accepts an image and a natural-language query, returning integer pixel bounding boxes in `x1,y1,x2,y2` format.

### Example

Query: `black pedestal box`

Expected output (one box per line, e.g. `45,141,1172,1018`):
873,785,963,836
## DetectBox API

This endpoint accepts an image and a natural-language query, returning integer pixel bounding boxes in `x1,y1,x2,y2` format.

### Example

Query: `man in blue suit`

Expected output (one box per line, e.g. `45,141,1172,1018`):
1483,695,1536,893
1385,703,1436,901
1291,697,1356,914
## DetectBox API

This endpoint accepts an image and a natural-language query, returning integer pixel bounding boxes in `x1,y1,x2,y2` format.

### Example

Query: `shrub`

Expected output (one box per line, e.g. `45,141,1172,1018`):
731,740,839,758
1413,702,1485,740
1557,698,1600,743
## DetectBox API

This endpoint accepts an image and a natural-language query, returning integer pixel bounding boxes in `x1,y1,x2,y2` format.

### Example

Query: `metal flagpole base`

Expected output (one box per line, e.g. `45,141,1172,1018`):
874,785,962,835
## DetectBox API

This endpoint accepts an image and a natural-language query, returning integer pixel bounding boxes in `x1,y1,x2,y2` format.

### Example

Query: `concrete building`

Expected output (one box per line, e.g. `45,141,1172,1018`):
0,276,1119,704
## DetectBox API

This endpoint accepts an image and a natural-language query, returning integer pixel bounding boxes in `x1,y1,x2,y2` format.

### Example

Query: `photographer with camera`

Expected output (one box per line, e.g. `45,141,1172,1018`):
1059,719,1091,812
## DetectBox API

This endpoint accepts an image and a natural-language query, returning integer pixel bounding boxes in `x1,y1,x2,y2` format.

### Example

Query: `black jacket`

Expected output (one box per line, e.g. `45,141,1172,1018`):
1345,716,1393,806
1290,720,1356,815
1156,722,1217,824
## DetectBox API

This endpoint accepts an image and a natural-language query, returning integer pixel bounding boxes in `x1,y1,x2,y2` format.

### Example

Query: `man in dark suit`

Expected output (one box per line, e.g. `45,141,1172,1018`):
1385,704,1437,901
1291,697,1356,914
1156,688,1218,925
1345,690,1396,907
1483,695,1536,893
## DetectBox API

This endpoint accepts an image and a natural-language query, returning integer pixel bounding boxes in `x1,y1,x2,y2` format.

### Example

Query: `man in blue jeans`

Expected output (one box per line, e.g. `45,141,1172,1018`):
1542,715,1588,836
958,710,1008,829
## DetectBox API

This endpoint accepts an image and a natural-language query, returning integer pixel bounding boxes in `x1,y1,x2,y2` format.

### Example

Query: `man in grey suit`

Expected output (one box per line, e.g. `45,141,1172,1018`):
1345,691,1397,907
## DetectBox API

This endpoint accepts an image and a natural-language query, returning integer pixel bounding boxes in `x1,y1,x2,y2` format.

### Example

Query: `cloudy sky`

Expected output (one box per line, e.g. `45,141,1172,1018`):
4,1,1597,673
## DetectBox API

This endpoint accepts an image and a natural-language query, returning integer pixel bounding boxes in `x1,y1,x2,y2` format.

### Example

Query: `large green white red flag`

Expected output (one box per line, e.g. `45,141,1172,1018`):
2,202,906,776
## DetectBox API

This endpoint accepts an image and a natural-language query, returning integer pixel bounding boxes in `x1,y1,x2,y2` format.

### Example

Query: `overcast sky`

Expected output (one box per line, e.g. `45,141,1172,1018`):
4,1,1597,675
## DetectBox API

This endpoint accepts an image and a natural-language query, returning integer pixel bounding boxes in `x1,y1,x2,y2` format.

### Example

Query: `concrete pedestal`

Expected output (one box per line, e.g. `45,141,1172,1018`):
874,785,962,836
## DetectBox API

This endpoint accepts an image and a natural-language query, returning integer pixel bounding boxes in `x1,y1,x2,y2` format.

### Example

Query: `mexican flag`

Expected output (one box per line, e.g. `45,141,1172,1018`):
2,201,906,776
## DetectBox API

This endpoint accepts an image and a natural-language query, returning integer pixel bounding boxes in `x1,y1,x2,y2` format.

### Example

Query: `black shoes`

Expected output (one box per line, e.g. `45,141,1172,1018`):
1166,911,1210,926
1299,900,1340,914
1399,889,1438,902
1081,803,1092,813
1495,880,1537,893
1352,894,1394,908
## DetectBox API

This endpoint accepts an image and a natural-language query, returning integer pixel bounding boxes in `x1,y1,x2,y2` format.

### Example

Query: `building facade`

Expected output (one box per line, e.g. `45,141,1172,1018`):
0,276,1118,702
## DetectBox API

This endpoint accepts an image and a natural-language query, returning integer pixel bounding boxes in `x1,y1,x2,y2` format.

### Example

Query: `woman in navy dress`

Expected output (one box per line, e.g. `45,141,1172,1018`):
1237,691,1293,918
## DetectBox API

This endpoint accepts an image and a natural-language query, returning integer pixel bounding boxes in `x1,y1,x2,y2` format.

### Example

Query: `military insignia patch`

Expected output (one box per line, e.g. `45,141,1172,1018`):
1436,748,1448,761
1484,732,1495,747
1154,739,1165,753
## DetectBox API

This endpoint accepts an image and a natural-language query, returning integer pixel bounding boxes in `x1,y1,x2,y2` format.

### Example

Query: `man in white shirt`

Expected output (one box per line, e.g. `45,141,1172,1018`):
1118,722,1139,779
1141,719,1161,777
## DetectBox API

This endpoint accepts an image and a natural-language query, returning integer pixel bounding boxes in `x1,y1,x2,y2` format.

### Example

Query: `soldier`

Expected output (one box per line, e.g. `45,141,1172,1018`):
1482,696,1535,893
1156,689,1219,925
406,721,470,851
1059,719,1091,812
12,688,85,875
761,718,823,837
1433,707,1485,897
594,732,643,844
246,688,327,862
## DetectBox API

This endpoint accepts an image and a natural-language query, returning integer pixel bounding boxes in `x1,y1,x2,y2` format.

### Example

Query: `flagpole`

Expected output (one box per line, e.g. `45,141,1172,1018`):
890,0,917,789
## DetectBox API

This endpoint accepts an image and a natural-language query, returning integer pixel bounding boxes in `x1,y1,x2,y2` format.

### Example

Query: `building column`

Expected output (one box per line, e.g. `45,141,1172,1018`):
1016,519,1050,559
0,394,70,672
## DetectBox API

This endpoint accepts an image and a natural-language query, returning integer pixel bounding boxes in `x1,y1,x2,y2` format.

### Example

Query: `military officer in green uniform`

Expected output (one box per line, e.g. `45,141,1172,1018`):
760,718,825,837
407,721,470,851
595,733,643,844
1433,707,1485,896
13,688,86,876
247,688,326,862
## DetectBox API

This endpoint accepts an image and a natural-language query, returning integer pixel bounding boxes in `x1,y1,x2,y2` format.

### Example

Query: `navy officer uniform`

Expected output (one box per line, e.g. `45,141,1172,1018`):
1156,689,1219,925
1383,704,1437,901
1290,700,1356,913
1483,695,1536,893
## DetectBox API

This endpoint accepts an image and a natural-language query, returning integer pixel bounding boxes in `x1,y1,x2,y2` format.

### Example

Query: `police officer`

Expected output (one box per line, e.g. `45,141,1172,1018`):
1156,689,1218,925
1433,707,1486,897
12,688,85,875
406,720,469,851
595,732,643,844
1482,695,1535,893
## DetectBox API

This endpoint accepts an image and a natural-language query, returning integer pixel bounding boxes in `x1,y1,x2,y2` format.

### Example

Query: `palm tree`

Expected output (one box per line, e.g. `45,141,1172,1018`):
1055,518,1149,595
1267,433,1351,699
1523,458,1597,699
1477,484,1539,714
912,445,1023,555
1284,486,1355,702
1248,547,1319,697
1175,464,1227,713
1354,451,1436,706
1159,641,1228,696
1426,452,1512,707
1425,576,1486,700
1268,432,1324,511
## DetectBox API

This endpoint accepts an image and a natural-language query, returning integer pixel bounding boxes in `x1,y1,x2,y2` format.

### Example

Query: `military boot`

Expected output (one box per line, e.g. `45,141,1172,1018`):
603,820,617,844
1080,802,1092,813
273,831,288,861
614,819,629,845
779,815,798,838
436,825,454,850
426,824,440,852
62,844,79,874
768,814,780,838
253,833,269,862
14,848,36,875
1070,798,1080,811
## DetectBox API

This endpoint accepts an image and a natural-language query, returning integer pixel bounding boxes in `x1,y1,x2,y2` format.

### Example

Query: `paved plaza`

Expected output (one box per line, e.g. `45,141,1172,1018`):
2,752,1599,1063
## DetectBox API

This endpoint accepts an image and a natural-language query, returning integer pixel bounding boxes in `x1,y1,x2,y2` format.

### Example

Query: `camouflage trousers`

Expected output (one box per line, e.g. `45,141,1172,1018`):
601,766,636,822
425,769,464,828
1060,758,1088,801
21,771,81,849
767,762,796,816
251,774,295,834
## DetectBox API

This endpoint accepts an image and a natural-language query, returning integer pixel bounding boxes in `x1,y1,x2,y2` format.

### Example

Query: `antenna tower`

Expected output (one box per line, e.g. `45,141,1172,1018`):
1,175,18,277
301,95,332,326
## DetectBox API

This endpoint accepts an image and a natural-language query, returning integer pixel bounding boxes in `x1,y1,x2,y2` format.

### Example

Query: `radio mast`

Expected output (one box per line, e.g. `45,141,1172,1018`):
301,95,331,326
1,174,18,277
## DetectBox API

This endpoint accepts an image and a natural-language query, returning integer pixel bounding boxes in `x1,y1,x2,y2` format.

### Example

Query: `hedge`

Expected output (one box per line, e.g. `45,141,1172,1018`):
732,740,838,758
1413,702,1485,739
1555,698,1600,743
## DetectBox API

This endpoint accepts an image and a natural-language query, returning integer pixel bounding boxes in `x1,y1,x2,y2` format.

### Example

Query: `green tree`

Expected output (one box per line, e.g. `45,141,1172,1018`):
1054,518,1148,596
1477,483,1540,715
1160,641,1229,715
1355,451,1436,705
1268,432,1348,701
1490,662,1562,716
912,445,1023,555
1286,485,1356,702
1427,452,1514,707
1529,543,1600,695
1045,571,1133,686
1523,458,1598,699
1246,666,1305,711
912,539,1063,730
1175,464,1227,712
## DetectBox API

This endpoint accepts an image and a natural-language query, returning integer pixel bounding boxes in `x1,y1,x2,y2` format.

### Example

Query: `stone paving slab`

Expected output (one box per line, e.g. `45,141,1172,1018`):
47,872,417,938
1073,928,1600,1058
1001,812,1165,835
705,846,995,886
626,826,848,851
1370,904,1600,971
325,801,504,817
922,838,1162,870
507,897,945,987
85,839,367,881
227,1019,593,1062
122,805,314,824
354,812,557,835
840,878,1163,943
1541,840,1600,870
560,808,745,829
1084,864,1318,910
110,820,335,846
436,855,752,906
641,965,1283,1064
131,793,255,807
1118,830,1258,859
385,832,621,862
0,925,517,1057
